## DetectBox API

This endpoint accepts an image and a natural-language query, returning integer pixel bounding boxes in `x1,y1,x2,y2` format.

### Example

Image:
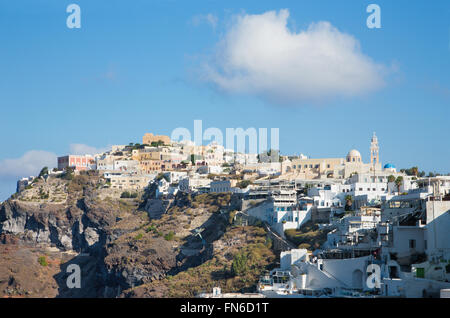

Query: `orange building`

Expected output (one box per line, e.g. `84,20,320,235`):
142,133,171,146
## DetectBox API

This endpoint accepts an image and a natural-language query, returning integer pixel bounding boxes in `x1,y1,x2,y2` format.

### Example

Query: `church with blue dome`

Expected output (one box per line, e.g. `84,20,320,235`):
384,163,396,172
288,132,403,180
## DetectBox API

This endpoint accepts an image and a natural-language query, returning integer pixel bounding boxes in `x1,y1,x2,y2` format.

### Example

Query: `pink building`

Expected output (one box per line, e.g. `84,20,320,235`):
58,155,95,171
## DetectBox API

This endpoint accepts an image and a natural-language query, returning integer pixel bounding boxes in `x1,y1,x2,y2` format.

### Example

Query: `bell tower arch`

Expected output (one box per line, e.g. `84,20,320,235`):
370,132,379,165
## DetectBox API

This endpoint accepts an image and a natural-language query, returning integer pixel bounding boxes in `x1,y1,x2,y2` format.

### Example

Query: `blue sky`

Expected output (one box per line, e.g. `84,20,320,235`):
0,0,449,200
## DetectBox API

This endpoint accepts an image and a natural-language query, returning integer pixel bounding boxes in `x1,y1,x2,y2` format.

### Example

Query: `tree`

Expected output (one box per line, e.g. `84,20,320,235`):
38,166,49,178
388,175,395,183
151,140,164,147
120,191,131,198
395,176,404,195
237,180,251,189
62,166,74,180
401,166,419,176
231,252,248,276
344,195,353,211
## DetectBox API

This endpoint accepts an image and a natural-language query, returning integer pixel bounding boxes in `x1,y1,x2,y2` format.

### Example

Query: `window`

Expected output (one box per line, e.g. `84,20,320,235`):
327,164,330,168
409,239,416,249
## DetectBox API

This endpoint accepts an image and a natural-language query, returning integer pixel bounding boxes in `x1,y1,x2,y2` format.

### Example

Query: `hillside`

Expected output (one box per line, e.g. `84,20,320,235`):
0,172,277,297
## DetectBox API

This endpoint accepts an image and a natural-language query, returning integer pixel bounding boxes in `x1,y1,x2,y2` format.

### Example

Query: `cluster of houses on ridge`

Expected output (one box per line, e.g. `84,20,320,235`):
16,132,450,298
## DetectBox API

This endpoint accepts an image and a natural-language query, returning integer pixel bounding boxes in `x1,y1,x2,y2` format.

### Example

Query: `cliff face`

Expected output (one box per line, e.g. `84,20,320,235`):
0,200,105,252
0,173,253,298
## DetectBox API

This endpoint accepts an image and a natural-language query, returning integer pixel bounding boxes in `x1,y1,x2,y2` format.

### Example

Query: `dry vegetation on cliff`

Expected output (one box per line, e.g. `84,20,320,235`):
123,225,276,298
0,173,277,298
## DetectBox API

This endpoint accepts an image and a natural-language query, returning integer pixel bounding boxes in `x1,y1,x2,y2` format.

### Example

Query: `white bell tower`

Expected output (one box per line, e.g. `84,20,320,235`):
370,132,379,165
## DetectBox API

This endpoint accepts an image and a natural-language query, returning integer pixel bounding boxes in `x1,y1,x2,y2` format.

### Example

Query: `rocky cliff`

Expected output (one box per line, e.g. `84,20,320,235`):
0,172,275,298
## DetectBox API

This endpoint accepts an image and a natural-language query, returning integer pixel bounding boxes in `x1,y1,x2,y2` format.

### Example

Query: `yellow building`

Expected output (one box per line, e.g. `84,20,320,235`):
133,151,162,161
290,157,345,179
143,133,171,145
139,160,162,173
286,133,383,180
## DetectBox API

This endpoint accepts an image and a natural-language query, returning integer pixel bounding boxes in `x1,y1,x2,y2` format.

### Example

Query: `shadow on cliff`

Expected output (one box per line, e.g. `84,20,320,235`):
168,211,229,276
53,254,102,298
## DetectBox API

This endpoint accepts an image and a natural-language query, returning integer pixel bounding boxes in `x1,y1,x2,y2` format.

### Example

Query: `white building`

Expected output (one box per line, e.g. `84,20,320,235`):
425,200,450,261
178,175,211,193
108,173,153,190
113,160,140,172
210,180,232,193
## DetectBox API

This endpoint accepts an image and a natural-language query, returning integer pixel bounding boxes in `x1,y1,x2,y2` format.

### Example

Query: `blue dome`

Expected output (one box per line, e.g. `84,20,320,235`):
384,163,395,169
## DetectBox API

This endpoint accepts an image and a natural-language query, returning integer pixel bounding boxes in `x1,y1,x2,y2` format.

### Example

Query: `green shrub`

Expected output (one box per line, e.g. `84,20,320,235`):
229,210,237,225
265,237,273,249
237,180,251,189
134,233,144,240
164,231,175,241
38,167,49,178
121,191,138,199
61,167,74,180
39,188,49,199
231,252,248,276
121,191,131,198
38,256,48,266
145,224,157,233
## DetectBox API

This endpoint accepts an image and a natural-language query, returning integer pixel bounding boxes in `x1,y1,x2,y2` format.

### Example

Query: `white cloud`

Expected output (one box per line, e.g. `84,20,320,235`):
69,144,110,156
191,13,218,29
0,150,57,179
201,9,386,103
0,144,109,181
